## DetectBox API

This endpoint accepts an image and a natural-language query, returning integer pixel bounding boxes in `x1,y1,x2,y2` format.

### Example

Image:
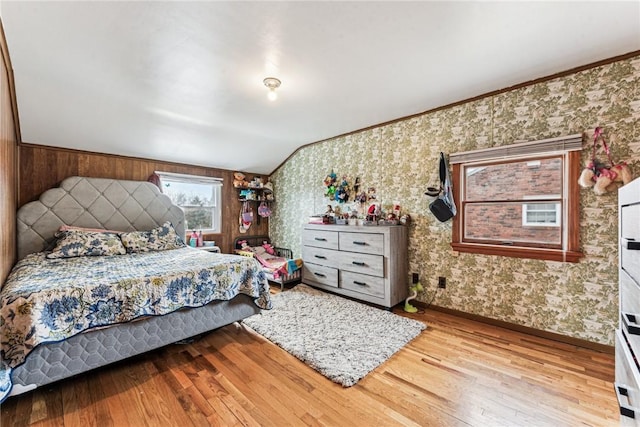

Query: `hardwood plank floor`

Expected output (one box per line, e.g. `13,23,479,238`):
1,290,618,426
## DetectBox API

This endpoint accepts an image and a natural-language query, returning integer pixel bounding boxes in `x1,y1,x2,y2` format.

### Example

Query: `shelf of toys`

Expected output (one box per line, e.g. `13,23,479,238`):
233,172,275,227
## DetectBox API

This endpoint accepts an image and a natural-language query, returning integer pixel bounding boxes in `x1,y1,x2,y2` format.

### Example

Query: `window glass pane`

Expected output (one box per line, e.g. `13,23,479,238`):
163,181,215,207
465,157,563,201
464,202,561,245
182,207,214,230
523,203,560,226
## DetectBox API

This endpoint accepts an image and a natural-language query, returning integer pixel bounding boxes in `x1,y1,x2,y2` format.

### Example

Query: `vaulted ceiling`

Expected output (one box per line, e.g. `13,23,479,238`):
2,2,639,174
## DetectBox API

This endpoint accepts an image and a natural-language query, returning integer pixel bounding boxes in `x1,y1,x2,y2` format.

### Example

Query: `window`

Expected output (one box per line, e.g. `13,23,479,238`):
156,172,223,234
449,134,583,262
522,203,560,227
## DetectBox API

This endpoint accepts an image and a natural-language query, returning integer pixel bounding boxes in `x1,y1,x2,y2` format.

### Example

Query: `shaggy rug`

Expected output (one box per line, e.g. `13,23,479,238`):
242,283,426,387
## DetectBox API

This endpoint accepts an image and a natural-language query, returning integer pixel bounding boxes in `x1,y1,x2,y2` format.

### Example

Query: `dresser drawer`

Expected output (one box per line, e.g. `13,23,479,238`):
302,245,340,267
621,204,640,281
621,204,640,240
303,263,338,288
616,329,640,425
341,271,385,299
302,229,339,250
339,232,384,255
338,252,384,277
622,244,640,286
621,270,640,320
622,312,640,366
621,270,640,358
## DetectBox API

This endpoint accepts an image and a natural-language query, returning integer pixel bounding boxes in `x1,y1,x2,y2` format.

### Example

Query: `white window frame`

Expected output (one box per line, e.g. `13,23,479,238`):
522,202,561,227
156,171,223,234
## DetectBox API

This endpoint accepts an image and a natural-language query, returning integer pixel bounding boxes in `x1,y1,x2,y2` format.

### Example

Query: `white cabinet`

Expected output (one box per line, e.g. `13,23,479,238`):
617,177,640,426
302,224,408,308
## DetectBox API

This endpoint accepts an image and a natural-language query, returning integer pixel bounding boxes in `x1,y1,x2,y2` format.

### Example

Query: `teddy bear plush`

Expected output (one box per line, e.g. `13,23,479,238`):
233,172,248,188
578,127,633,195
579,161,633,195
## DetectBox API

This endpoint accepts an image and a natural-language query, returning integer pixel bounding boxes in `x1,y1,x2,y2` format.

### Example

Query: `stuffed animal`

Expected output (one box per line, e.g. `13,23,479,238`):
233,172,248,188
366,203,380,222
579,127,633,195
579,161,632,195
578,161,600,189
262,242,275,255
324,171,337,200
237,240,252,251
335,176,350,203
367,187,377,201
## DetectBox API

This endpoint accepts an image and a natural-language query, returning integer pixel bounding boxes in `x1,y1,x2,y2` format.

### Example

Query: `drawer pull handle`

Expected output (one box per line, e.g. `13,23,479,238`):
314,273,326,278
352,261,366,266
627,241,640,250
314,255,327,259
314,237,327,242
615,383,638,419
353,281,367,286
353,241,366,246
622,312,640,335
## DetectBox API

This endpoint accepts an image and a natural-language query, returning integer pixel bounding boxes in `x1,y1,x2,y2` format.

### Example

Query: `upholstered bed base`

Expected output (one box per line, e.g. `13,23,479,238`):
9,294,259,397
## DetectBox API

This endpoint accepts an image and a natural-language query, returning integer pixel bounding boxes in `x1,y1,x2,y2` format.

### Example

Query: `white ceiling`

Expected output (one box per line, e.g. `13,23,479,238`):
2,2,639,175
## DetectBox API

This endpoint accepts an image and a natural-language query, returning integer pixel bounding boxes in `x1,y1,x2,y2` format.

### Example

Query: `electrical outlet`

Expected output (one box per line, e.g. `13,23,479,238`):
438,277,446,289
412,273,419,284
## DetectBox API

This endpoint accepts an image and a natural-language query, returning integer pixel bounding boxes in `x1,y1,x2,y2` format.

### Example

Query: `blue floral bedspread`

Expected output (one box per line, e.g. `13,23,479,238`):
0,247,271,401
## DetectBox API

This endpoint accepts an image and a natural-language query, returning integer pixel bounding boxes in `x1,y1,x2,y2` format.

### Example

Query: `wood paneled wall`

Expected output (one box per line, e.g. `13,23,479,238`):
0,19,19,284
19,144,269,253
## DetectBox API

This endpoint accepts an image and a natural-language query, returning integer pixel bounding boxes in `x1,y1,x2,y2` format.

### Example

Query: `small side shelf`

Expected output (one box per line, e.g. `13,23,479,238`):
235,187,275,203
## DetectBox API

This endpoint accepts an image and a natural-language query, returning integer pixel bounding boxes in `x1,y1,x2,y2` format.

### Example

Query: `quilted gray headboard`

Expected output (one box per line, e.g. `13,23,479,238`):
17,176,185,260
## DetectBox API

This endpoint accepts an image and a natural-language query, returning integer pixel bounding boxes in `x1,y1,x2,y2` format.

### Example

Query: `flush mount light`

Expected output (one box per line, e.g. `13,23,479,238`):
263,77,281,101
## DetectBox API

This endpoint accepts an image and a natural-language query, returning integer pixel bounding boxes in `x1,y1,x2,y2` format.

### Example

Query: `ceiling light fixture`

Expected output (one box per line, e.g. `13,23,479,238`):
263,77,281,101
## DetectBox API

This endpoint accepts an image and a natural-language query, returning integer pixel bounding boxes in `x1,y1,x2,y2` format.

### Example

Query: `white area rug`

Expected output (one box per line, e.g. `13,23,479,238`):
242,283,426,387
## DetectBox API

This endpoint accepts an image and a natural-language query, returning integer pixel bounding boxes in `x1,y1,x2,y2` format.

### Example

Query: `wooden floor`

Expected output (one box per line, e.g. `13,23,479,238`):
2,289,618,427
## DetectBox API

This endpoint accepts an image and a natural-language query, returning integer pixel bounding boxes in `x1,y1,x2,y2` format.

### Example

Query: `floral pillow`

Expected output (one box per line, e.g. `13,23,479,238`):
120,222,185,253
46,230,127,259
57,225,123,234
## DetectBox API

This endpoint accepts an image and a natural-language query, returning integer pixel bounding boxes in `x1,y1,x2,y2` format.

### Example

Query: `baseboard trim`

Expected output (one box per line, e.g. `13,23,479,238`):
417,302,614,355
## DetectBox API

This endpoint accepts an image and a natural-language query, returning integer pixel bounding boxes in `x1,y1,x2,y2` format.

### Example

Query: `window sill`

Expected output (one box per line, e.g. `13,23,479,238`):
451,242,583,263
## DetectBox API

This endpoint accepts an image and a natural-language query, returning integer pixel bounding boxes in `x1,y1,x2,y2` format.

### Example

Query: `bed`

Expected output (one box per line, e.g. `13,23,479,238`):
0,176,271,402
233,235,303,290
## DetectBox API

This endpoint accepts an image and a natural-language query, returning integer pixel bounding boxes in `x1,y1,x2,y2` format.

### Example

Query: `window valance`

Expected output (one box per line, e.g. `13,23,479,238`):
449,134,583,165
155,171,223,186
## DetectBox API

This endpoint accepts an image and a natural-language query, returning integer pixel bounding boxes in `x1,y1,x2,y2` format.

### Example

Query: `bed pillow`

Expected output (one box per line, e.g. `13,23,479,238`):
120,221,185,253
46,230,127,259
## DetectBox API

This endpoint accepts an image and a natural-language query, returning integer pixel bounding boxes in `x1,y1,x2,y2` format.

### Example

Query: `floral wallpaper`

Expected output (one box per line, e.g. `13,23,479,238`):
270,56,640,346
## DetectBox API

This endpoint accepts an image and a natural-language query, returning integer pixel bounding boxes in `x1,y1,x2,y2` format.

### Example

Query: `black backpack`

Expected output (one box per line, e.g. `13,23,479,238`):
427,152,456,222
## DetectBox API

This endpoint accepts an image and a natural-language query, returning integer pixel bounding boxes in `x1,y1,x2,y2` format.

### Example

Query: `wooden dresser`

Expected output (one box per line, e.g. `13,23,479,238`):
301,224,408,308
616,177,640,425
